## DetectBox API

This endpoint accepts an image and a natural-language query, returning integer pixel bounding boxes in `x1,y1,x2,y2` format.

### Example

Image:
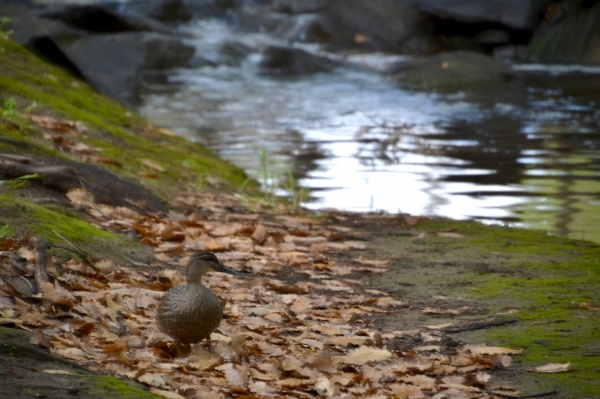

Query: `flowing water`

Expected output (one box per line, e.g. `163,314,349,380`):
139,19,600,243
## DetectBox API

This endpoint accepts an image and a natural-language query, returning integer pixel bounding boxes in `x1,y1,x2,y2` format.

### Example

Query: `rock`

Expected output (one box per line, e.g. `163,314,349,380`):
181,0,243,18
147,0,193,24
0,3,49,46
1,2,193,106
389,51,513,90
272,13,332,43
493,45,527,62
527,1,600,65
415,0,551,31
317,0,439,53
62,32,194,106
236,7,292,33
475,29,511,46
271,0,334,14
121,0,192,24
258,46,341,75
0,149,168,215
43,4,179,36
219,41,253,65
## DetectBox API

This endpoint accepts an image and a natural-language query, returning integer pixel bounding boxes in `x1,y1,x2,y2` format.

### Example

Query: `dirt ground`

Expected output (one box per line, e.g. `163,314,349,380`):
0,211,568,399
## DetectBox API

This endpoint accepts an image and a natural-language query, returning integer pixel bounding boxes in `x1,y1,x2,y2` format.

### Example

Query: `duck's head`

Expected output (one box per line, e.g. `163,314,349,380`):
185,251,238,283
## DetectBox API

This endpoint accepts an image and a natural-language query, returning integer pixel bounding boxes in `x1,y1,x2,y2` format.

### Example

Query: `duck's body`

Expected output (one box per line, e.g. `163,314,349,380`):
156,251,237,344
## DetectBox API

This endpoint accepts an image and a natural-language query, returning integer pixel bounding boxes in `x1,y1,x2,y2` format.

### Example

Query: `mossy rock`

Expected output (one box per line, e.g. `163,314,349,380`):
390,51,513,90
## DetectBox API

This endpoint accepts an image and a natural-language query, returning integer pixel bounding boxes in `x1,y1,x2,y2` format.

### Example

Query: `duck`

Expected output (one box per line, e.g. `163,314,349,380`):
156,251,237,345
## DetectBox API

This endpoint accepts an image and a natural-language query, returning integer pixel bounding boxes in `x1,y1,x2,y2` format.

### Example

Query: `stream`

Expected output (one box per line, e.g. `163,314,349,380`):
139,18,600,243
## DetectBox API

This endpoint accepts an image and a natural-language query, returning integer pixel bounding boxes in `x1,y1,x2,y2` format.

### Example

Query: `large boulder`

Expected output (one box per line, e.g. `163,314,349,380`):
63,32,194,106
415,0,551,31
317,0,439,53
42,4,179,35
1,2,194,107
389,51,513,89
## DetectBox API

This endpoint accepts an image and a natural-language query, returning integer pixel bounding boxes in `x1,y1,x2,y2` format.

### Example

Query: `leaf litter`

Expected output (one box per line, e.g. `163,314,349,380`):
0,189,527,399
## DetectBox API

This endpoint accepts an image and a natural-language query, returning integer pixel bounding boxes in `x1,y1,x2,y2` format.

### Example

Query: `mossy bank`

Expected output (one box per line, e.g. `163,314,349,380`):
0,35,255,259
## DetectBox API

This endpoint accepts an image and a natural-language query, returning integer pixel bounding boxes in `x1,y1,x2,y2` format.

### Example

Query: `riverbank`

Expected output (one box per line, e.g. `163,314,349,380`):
1,38,598,398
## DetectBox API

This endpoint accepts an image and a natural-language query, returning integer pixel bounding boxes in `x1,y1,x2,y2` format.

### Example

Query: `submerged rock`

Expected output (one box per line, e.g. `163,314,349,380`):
258,46,341,75
389,51,513,89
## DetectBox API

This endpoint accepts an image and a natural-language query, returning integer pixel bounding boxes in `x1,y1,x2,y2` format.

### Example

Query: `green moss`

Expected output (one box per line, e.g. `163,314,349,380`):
416,220,600,397
1,199,114,241
79,375,161,399
0,37,256,196
367,217,600,398
0,198,153,265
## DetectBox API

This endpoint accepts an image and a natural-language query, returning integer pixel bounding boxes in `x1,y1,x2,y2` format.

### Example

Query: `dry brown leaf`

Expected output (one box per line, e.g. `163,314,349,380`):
95,259,115,272
42,370,72,375
149,388,186,399
40,281,59,302
315,375,334,398
414,345,442,352
388,382,425,398
578,302,600,311
249,380,271,395
54,348,87,361
424,323,453,330
251,224,267,244
437,232,464,238
138,373,168,389
30,115,87,135
141,159,166,172
528,362,571,373
324,336,368,346
355,256,389,266
249,367,279,381
466,346,523,356
337,345,392,365
66,188,96,208
215,363,246,387
211,223,252,237
290,297,310,314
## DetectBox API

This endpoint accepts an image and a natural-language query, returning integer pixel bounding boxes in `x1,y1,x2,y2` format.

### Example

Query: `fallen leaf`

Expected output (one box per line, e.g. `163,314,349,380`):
528,362,571,373
578,302,600,311
355,256,389,266
437,232,464,238
149,388,186,399
252,224,266,244
141,159,166,172
315,375,334,398
138,373,168,388
466,346,523,356
43,370,73,375
337,345,392,365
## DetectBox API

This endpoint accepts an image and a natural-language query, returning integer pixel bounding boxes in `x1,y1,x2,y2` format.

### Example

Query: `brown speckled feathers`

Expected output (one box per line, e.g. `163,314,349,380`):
155,251,237,344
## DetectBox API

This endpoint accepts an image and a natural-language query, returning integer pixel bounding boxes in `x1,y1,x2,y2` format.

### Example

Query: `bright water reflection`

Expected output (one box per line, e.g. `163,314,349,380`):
139,19,600,243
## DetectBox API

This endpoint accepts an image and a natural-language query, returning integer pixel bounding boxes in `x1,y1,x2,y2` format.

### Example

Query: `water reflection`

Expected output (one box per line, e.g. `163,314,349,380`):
139,21,600,243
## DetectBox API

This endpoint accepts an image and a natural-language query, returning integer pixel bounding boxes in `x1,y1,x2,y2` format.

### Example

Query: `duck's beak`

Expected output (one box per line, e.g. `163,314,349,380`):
216,262,239,275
